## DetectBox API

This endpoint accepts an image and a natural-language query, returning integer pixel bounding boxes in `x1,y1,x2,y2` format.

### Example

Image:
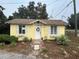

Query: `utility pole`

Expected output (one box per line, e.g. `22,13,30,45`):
73,0,77,36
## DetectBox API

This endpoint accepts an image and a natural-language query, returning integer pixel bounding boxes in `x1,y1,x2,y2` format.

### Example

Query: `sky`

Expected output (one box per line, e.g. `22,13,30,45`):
0,0,79,21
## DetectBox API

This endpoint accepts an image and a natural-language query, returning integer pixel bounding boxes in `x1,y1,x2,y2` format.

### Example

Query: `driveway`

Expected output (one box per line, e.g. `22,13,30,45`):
0,50,42,59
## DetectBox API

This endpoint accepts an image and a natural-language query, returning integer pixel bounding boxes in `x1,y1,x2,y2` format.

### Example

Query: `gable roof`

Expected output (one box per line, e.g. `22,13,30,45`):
6,19,66,26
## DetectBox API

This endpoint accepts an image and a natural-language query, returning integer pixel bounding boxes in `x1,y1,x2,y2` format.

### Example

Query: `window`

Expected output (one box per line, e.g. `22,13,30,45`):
19,25,25,34
51,26,57,34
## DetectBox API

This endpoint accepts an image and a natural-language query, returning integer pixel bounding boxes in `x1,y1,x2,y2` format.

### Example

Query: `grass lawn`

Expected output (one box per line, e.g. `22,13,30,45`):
0,32,79,59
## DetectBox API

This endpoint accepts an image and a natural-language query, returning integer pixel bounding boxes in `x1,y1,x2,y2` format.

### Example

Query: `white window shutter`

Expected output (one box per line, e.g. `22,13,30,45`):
25,25,27,35
48,26,51,35
17,25,19,35
56,26,58,35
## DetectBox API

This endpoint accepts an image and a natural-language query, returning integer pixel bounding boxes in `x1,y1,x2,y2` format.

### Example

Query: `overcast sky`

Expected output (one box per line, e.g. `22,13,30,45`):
0,0,79,21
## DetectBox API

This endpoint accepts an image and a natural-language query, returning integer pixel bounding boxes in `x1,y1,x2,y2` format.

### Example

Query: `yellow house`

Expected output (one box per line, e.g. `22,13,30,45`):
6,19,66,41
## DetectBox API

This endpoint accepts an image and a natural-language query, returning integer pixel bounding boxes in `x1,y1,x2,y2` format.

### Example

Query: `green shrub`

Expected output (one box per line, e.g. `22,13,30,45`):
11,42,17,47
41,48,48,53
0,45,5,49
23,37,29,42
23,37,32,42
10,36,18,42
56,35,70,45
29,38,32,42
0,34,18,44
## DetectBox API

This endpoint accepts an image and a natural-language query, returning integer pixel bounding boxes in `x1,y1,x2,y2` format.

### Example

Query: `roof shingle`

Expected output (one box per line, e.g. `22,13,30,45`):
6,19,66,26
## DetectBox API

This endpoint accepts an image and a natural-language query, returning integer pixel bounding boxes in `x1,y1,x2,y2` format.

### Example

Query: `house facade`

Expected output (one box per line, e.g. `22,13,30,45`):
6,19,66,40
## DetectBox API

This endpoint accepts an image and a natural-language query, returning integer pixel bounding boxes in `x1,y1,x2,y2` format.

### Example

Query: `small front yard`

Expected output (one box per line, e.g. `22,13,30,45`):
0,32,79,59
0,42,31,55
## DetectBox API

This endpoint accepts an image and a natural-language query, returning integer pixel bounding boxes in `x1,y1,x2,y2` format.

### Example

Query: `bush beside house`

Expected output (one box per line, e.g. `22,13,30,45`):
0,34,18,45
56,35,70,45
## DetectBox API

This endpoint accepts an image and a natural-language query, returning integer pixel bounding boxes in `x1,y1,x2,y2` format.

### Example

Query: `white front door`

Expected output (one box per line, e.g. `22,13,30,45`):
35,26,41,39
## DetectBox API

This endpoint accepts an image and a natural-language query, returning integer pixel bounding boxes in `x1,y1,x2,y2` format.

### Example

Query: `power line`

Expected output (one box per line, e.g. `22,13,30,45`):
52,0,67,18
55,1,72,17
48,0,67,19
54,0,67,12
61,4,72,19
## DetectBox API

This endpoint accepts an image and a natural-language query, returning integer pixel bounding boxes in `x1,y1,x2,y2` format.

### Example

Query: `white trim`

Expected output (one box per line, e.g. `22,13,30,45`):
48,26,51,35
35,25,41,39
25,25,27,36
49,26,58,36
17,25,19,36
30,20,47,24
17,25,26,36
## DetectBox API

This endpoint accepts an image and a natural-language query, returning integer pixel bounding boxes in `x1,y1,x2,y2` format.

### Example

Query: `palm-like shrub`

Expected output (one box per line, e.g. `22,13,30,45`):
56,35,70,45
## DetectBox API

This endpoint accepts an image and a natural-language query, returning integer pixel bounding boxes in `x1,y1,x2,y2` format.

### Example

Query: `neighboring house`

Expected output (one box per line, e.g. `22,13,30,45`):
6,19,66,41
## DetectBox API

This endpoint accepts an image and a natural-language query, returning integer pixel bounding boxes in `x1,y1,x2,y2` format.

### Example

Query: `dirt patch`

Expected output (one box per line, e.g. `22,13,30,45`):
0,32,79,59
0,42,32,55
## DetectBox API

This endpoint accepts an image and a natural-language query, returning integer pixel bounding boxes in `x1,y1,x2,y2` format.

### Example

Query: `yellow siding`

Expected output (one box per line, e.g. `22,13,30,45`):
10,24,65,40
41,25,49,39
10,25,17,36
48,26,65,40
27,24,35,40
41,25,65,40
10,24,35,40
57,26,65,36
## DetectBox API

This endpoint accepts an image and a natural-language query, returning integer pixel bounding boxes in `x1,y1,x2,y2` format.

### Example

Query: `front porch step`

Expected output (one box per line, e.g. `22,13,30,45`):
32,39,42,45
31,39,45,50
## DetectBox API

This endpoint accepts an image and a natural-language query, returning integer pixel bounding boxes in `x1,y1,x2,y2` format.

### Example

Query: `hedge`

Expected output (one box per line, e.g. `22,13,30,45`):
0,34,18,44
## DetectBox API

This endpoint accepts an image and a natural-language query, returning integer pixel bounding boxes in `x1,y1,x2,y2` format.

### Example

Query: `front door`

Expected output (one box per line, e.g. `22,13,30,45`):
35,26,41,39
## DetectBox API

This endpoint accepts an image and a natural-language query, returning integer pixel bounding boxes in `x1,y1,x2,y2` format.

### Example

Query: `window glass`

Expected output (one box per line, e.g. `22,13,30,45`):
19,25,25,34
51,26,57,34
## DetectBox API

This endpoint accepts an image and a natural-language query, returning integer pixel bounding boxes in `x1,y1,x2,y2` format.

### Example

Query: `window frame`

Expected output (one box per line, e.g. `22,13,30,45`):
19,25,26,34
51,26,57,34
